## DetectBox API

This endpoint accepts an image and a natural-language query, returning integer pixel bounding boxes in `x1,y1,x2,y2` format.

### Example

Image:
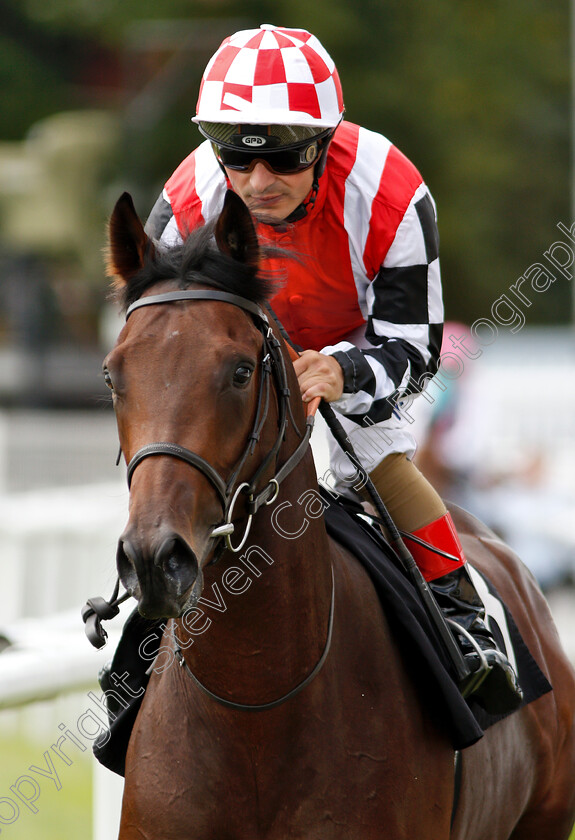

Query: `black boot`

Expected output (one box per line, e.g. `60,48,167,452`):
429,566,524,715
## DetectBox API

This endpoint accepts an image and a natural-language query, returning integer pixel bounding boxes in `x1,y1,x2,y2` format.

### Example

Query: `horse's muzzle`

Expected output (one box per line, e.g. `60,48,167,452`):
117,530,200,619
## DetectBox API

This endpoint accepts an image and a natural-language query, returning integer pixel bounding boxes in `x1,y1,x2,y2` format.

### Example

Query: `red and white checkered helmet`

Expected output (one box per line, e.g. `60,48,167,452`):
194,24,344,130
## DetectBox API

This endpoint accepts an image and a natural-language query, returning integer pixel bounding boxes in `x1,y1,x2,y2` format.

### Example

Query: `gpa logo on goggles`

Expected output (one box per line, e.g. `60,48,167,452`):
241,136,267,147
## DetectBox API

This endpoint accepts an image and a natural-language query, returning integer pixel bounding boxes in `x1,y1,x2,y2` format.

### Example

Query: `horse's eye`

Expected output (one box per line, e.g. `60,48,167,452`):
233,365,254,387
103,367,114,391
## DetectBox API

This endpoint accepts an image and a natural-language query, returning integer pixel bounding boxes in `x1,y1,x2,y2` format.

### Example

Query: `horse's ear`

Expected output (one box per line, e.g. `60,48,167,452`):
214,190,259,267
106,192,155,288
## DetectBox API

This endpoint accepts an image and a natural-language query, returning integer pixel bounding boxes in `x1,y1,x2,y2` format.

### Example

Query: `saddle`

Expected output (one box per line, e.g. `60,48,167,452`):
90,488,551,777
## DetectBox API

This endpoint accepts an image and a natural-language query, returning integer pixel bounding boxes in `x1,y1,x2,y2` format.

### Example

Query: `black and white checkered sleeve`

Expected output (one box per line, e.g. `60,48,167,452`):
325,185,444,425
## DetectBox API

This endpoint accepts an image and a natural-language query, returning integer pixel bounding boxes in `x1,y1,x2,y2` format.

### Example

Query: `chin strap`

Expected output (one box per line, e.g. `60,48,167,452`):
284,179,319,223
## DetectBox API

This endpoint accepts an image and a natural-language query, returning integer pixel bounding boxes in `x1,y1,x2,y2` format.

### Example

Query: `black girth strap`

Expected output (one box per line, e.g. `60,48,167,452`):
451,750,462,827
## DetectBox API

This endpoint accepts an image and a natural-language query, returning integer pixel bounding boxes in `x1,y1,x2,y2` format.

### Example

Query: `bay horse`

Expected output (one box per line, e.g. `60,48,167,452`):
104,190,575,840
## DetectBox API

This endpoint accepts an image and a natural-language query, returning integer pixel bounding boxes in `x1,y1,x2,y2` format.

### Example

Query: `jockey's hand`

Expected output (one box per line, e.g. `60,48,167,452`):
292,350,344,404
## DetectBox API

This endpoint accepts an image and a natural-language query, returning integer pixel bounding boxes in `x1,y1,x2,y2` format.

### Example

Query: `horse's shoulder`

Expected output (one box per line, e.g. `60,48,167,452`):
329,537,381,603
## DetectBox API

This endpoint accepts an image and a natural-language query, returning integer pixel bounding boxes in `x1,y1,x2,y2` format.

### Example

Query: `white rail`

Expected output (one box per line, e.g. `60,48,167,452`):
0,479,128,840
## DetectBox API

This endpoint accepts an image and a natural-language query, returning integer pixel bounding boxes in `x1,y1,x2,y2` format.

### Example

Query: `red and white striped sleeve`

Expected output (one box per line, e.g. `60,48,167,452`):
145,141,227,244
322,125,443,424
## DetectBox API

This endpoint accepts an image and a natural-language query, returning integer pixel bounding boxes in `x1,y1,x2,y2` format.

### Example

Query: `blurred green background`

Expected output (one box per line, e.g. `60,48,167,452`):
0,0,570,375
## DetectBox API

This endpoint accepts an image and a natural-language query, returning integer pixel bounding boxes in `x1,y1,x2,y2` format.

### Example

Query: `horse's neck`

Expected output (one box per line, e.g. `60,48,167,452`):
175,450,334,704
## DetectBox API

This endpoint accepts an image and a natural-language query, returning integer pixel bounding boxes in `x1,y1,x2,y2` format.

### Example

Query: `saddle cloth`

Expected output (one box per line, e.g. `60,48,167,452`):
93,490,552,776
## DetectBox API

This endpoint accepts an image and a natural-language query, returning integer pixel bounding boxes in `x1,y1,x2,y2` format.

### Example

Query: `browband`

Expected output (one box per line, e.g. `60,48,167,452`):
126,290,268,323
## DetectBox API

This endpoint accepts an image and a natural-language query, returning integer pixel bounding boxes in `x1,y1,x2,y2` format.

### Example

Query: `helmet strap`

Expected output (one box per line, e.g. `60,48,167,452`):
285,178,319,223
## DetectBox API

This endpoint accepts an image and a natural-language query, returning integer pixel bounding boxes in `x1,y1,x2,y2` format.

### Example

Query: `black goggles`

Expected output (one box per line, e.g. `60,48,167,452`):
213,140,320,175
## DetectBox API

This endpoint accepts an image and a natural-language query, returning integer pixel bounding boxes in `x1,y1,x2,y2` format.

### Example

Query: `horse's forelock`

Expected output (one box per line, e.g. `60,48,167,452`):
117,222,279,312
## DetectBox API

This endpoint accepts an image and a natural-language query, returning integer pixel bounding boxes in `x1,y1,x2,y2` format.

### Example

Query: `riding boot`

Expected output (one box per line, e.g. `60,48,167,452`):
408,513,524,715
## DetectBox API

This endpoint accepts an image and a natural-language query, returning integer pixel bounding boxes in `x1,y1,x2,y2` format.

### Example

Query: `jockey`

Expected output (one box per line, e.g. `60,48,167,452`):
145,24,522,715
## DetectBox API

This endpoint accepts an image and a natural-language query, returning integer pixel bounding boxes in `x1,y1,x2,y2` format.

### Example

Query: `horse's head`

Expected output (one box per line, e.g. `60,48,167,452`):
104,191,305,619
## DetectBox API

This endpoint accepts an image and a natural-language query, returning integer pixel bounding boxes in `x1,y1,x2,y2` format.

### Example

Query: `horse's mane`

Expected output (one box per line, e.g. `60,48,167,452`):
115,221,280,312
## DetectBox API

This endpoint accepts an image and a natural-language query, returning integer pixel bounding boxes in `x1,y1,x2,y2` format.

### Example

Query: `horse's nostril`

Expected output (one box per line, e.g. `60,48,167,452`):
156,535,198,594
155,538,177,570
163,552,181,576
120,539,137,566
116,539,139,596
116,532,199,617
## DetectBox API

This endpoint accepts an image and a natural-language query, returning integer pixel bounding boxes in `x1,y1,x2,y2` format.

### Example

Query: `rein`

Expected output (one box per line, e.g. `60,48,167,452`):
170,567,335,712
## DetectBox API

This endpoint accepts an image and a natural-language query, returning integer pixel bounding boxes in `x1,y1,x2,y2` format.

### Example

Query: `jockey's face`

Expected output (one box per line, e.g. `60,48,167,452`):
224,162,315,222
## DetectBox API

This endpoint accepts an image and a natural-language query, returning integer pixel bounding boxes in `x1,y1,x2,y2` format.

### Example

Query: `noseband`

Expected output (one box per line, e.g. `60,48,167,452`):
124,289,315,554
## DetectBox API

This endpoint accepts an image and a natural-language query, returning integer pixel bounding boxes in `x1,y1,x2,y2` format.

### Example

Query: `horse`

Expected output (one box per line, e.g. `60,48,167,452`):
103,189,575,840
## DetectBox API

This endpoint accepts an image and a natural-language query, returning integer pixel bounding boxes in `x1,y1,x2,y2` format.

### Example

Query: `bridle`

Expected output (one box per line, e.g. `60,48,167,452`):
83,287,323,649
124,289,315,554
122,288,335,711
84,286,334,708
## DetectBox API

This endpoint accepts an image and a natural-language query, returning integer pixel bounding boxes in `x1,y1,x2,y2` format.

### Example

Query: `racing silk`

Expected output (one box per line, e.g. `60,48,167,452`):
145,121,443,425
